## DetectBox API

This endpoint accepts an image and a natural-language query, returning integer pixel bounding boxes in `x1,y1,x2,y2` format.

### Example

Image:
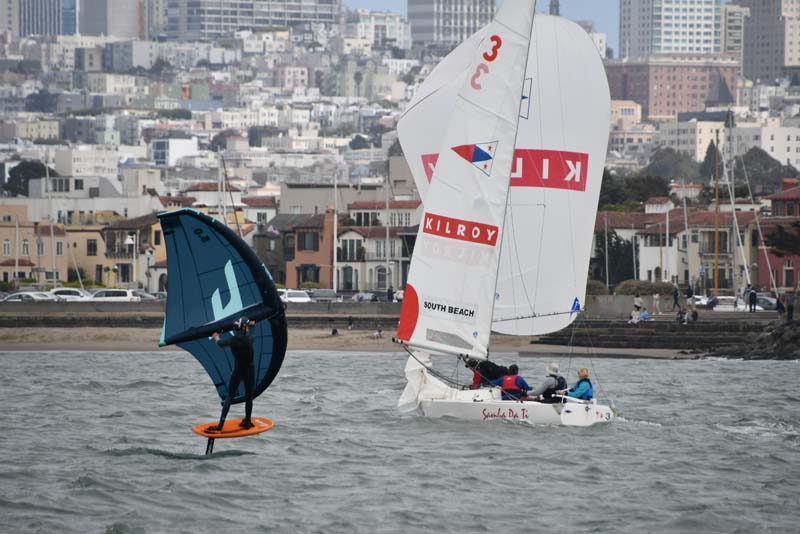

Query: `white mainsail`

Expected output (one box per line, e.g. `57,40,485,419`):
398,15,611,337
396,1,537,359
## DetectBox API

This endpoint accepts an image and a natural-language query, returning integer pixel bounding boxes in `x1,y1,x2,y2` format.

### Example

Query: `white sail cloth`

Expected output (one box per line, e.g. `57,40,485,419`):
396,1,537,359
399,15,611,337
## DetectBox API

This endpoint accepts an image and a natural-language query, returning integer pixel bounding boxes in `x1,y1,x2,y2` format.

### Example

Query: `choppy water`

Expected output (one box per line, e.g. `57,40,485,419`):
1,350,799,533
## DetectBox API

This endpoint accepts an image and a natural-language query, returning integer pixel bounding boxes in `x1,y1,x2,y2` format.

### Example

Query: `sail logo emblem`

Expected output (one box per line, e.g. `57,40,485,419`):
451,141,498,176
510,149,589,192
211,260,244,321
423,212,499,246
422,148,588,191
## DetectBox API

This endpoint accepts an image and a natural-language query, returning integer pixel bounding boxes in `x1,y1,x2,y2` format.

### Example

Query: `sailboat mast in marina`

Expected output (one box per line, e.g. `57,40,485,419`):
393,3,614,426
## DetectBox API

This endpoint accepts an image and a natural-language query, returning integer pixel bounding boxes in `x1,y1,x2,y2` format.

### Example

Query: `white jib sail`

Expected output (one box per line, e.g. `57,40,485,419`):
398,15,611,337
395,0,537,359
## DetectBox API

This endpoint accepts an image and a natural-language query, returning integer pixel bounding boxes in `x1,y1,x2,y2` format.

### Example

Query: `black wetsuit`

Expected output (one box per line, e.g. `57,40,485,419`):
215,328,255,426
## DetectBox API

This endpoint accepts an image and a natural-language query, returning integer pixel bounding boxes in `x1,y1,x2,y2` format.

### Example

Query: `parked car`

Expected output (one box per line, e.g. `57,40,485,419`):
278,289,312,303
351,292,378,302
708,296,763,312
49,287,93,301
134,290,159,302
3,291,57,302
394,289,404,302
308,289,340,302
152,291,168,301
90,289,143,302
756,296,777,311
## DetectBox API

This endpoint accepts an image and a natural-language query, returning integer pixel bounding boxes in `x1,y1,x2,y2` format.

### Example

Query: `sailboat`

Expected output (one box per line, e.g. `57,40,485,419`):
157,208,288,452
394,3,614,426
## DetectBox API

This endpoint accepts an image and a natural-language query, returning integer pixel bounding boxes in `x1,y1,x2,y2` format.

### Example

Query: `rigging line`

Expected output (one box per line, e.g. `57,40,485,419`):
493,308,584,322
579,314,613,405
220,154,243,239
737,155,777,294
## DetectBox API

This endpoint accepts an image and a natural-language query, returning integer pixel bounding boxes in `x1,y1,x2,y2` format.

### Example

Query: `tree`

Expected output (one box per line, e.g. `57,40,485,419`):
150,58,172,75
765,221,800,257
349,134,370,150
699,140,722,181
733,147,800,194
4,161,58,197
639,147,701,180
210,129,240,152
592,230,634,287
623,175,671,202
353,71,363,97
388,139,404,157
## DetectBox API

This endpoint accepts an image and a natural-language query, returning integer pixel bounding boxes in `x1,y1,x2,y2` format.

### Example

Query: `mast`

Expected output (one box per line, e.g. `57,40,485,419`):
46,163,57,288
604,212,609,289
665,207,670,283
385,173,390,292
14,215,19,288
631,223,637,280
681,179,690,287
333,168,338,293
713,130,720,296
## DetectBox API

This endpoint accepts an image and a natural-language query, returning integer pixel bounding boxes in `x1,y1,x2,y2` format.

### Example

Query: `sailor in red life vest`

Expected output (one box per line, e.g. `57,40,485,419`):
489,364,533,400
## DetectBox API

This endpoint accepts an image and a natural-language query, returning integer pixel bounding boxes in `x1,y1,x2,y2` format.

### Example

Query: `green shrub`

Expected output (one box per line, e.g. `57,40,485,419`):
614,279,675,296
19,277,36,283
299,281,320,290
586,280,609,295
275,283,285,289
0,281,10,292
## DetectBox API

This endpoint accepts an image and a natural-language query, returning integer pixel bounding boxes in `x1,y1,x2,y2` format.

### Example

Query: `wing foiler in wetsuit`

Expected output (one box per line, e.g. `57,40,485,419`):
207,318,255,431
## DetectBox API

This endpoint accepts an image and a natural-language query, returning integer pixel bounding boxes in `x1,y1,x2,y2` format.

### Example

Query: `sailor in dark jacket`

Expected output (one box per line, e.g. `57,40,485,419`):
206,316,256,432
466,358,509,389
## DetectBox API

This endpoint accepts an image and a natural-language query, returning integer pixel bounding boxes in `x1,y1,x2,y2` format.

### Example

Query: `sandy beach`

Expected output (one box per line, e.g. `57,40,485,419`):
0,326,691,358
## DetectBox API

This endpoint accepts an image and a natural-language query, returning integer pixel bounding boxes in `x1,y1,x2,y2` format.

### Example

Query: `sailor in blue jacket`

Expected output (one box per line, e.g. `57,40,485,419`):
561,367,594,400
490,364,533,400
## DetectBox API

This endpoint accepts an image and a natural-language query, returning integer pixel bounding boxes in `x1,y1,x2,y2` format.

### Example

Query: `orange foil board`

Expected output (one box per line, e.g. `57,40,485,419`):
192,417,274,439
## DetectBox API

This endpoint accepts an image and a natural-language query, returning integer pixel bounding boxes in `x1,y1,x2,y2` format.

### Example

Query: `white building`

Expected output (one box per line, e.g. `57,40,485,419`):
619,0,722,58
337,226,406,291
346,8,412,50
150,135,199,167
657,119,725,161
54,145,119,180
408,0,495,46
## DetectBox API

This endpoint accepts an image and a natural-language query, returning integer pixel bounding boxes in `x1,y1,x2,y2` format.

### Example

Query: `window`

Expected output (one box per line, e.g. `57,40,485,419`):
56,241,63,256
37,239,44,256
2,239,9,256
154,231,161,246
74,179,84,191
22,239,29,256
691,230,699,243
87,239,97,256
784,260,795,289
297,231,318,252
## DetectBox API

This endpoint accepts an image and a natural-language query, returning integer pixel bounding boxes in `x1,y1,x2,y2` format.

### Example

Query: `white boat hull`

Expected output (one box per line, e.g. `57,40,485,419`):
399,355,614,427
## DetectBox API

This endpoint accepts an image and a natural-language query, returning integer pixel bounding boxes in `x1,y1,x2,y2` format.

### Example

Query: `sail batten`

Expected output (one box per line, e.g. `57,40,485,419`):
158,208,287,404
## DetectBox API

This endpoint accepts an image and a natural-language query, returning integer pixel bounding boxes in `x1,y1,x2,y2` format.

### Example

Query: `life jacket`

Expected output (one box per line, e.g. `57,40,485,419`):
571,378,594,400
542,375,568,399
503,375,522,395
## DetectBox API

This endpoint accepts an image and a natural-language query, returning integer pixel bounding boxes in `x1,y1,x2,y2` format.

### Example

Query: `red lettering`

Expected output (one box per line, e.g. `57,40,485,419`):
423,213,499,247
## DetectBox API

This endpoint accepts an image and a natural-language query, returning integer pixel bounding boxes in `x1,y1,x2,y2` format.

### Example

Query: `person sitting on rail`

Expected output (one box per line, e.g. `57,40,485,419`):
465,358,509,389
489,364,532,400
528,362,568,403
559,367,594,400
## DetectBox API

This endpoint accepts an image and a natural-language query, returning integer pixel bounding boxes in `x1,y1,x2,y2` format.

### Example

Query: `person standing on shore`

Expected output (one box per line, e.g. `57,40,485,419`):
206,317,256,432
672,287,680,310
387,286,394,302
652,292,662,315
786,290,795,322
748,285,758,313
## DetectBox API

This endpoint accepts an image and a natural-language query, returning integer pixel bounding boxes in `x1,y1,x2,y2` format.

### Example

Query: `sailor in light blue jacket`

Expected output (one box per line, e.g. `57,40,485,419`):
561,367,594,400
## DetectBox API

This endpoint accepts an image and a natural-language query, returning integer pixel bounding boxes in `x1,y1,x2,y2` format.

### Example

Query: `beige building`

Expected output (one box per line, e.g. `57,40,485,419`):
0,118,60,142
610,100,642,130
739,0,800,82
54,145,119,180
0,219,69,286
657,119,725,161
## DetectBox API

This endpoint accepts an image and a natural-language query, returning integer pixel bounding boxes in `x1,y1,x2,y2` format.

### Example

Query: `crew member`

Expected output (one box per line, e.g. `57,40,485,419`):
466,358,509,389
206,316,256,432
528,362,568,403
490,364,532,400
560,367,594,400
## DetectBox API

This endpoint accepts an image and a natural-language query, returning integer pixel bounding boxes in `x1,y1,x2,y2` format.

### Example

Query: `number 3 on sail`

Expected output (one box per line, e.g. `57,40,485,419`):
471,34,503,90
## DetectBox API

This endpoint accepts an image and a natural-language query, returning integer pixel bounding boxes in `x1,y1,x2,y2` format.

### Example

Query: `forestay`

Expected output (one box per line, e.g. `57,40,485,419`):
158,208,287,403
396,0,537,359
398,15,610,337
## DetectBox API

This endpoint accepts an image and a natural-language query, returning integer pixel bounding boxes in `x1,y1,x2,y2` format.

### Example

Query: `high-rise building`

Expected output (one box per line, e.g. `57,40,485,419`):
605,54,739,121
408,0,494,46
346,8,411,50
619,0,722,58
737,0,800,82
721,4,749,71
62,0,77,34
164,0,342,41
19,0,63,36
80,0,147,39
0,0,20,36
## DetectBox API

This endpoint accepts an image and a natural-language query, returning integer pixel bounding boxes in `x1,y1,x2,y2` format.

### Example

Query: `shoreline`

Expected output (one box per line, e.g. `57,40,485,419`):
0,327,696,358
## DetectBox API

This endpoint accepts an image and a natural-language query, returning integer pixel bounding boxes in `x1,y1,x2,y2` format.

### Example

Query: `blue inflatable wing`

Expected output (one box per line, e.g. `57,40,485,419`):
157,209,287,403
